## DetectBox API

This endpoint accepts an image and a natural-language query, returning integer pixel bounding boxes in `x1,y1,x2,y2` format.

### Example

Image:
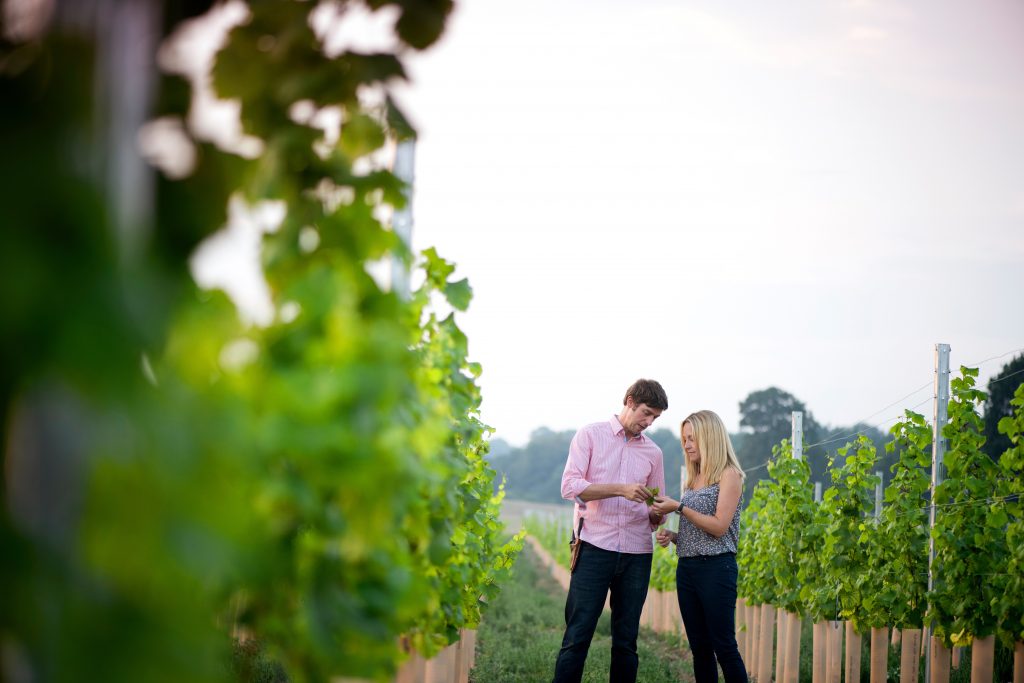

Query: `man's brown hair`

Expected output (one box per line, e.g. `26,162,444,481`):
623,379,668,410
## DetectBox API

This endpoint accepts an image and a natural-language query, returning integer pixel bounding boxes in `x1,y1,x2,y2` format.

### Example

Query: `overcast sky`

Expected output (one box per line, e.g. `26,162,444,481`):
390,0,1024,446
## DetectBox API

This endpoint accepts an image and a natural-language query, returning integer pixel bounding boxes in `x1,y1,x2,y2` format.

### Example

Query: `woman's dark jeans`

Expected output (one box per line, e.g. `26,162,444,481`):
677,553,748,683
552,542,652,683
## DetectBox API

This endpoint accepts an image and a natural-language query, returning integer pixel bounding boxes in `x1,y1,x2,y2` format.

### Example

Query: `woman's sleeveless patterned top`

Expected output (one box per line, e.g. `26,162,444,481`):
675,482,741,557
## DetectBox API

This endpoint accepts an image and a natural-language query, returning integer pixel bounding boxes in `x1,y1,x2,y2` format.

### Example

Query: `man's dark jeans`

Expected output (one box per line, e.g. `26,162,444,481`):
552,541,652,683
676,553,748,683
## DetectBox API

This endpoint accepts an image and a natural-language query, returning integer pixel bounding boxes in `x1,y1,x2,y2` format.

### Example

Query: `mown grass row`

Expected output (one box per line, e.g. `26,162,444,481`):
470,542,694,682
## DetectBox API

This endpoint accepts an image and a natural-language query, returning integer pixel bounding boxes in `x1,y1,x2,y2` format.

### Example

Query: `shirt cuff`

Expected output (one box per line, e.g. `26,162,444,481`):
563,478,592,502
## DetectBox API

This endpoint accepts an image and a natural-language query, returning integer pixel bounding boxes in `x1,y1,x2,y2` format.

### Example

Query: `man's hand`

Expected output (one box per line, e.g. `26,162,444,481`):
655,528,676,548
620,483,653,504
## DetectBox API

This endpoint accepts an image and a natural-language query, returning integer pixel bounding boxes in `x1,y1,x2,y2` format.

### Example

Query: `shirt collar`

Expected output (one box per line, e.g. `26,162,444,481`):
610,415,646,443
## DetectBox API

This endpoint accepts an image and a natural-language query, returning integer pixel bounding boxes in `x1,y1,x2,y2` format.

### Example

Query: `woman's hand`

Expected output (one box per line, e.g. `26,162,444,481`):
655,528,676,548
651,496,679,516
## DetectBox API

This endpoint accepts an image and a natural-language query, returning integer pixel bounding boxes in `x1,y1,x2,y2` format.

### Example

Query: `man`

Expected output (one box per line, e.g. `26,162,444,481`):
552,378,668,683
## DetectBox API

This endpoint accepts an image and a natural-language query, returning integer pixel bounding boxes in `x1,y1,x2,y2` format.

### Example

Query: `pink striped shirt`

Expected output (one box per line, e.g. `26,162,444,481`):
561,415,667,554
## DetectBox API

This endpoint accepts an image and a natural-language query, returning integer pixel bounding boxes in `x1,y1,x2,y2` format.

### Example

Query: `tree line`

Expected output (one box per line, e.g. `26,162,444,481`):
489,354,1023,504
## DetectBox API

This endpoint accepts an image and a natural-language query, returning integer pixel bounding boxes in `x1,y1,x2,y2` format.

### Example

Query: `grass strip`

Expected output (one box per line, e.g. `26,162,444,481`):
470,542,693,682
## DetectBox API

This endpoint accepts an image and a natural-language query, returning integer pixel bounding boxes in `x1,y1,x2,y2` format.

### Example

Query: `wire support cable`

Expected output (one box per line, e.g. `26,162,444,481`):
965,345,1024,369
804,396,934,451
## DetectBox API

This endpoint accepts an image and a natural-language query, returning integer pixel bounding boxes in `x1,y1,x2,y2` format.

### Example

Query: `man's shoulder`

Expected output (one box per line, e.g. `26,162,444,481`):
577,419,614,437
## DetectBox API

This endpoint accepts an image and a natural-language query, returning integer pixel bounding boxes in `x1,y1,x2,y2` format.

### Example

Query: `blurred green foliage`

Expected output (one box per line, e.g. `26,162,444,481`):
1,1,520,681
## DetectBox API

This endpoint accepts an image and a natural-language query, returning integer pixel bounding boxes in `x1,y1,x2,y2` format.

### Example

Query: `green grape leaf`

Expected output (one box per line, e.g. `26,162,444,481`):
645,487,660,506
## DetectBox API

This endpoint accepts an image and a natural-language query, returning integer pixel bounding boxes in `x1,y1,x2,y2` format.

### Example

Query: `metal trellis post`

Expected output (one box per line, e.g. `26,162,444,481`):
792,412,803,461
924,342,950,683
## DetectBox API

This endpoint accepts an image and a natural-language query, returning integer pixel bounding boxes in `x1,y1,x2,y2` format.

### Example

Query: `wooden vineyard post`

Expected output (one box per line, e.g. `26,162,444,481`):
900,628,922,683
667,592,677,635
741,602,749,663
395,652,426,683
757,604,776,683
662,590,671,633
970,635,994,683
750,604,761,675
652,591,660,630
424,640,457,683
451,629,476,683
753,602,761,667
650,591,659,632
812,620,827,683
825,621,843,683
844,621,862,683
870,626,888,683
784,611,802,683
776,611,789,683
655,591,667,633
929,635,950,683
1015,641,1024,683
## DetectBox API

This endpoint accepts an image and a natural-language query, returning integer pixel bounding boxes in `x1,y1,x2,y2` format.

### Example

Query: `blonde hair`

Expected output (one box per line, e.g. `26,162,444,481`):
682,410,745,489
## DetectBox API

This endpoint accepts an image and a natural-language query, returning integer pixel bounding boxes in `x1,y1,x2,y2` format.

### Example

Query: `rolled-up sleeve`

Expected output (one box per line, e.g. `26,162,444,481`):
561,429,592,501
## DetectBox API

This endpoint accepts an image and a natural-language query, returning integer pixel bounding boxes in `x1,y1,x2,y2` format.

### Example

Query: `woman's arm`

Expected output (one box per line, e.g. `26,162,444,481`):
651,495,680,516
679,468,742,538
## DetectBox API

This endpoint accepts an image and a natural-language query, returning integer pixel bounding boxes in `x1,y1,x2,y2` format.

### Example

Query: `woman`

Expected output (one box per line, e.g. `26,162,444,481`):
652,410,747,683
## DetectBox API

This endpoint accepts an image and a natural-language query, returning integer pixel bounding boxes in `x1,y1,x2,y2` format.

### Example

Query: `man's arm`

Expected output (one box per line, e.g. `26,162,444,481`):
561,430,593,502
561,430,652,504
579,482,652,503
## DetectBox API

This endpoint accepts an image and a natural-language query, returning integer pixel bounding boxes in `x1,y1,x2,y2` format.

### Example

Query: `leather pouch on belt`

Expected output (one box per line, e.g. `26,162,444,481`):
569,517,584,573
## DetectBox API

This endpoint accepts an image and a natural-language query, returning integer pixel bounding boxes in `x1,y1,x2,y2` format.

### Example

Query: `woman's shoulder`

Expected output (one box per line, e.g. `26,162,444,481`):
721,467,742,482
694,469,737,493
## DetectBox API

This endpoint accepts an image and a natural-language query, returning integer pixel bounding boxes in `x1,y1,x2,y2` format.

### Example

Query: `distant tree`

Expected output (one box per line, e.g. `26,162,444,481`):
739,387,821,445
489,428,574,504
983,354,1024,460
487,437,512,459
735,387,892,497
737,388,824,495
646,428,683,496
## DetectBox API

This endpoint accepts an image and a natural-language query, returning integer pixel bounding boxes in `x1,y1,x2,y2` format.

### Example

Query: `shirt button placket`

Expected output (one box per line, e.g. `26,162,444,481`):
619,438,628,552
